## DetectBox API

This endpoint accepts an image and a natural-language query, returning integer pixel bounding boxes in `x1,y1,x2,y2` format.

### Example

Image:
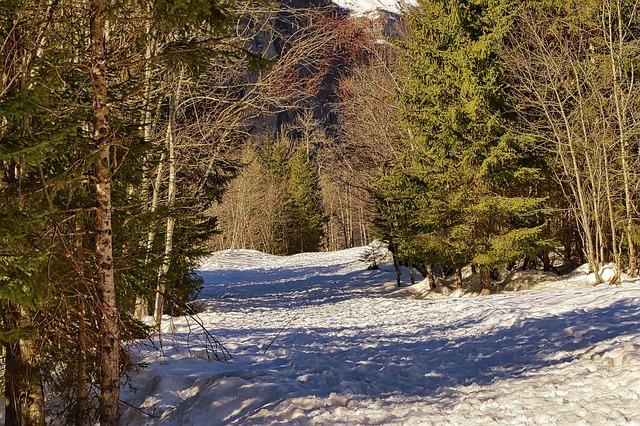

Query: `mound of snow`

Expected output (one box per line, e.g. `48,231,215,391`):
409,263,633,300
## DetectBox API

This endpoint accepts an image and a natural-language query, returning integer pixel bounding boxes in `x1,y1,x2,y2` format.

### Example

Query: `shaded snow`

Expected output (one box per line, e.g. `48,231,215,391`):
123,247,640,425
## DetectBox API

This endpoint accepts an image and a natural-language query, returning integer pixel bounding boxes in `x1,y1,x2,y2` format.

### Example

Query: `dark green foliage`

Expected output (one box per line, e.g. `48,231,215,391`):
373,0,554,284
1,0,244,421
256,136,327,255
280,149,326,254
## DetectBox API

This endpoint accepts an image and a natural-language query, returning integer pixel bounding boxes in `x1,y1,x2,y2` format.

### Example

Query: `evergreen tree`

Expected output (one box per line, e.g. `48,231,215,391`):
0,1,86,422
260,134,327,255
284,148,326,254
385,0,553,293
1,0,239,423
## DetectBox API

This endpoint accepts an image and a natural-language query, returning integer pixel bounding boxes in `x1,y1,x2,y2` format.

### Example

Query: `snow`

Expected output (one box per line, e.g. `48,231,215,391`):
123,246,640,425
407,262,631,300
332,0,412,15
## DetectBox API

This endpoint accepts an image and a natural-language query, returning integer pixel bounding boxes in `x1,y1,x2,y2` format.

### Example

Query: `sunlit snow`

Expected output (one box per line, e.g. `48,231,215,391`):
333,0,414,15
123,246,640,425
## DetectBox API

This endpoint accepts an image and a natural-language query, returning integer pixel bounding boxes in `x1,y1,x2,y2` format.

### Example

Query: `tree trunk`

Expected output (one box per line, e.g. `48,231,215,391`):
542,252,551,272
20,339,45,426
2,303,45,426
4,335,23,426
74,213,88,426
427,264,436,289
607,0,637,278
388,240,401,287
409,263,415,285
75,302,88,426
134,18,157,319
135,150,165,321
455,267,463,288
564,240,572,266
89,1,120,424
153,72,182,328
629,246,638,278
603,145,621,285
480,267,491,295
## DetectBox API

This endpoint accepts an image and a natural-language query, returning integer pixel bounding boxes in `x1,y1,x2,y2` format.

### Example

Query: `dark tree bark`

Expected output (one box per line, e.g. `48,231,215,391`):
455,267,463,288
542,251,552,272
2,303,45,426
388,240,401,287
427,264,436,289
3,302,22,426
89,1,120,424
75,304,89,426
480,267,491,295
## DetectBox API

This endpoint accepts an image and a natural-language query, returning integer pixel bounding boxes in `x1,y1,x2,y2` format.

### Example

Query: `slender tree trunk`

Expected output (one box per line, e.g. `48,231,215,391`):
154,72,182,328
89,1,120,423
564,240,572,265
74,215,88,426
3,303,23,426
603,145,621,284
135,17,157,318
427,264,436,290
542,252,551,272
455,267,463,287
75,306,88,426
20,338,45,426
480,267,491,295
135,150,165,320
2,303,45,426
348,189,354,247
388,240,401,287
4,312,22,426
608,0,637,277
409,263,415,285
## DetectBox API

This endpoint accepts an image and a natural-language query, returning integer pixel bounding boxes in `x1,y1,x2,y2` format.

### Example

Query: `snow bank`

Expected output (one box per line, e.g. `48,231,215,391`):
408,262,638,301
123,246,640,425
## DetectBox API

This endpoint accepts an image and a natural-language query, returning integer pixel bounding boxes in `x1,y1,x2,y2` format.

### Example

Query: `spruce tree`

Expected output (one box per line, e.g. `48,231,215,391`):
285,148,326,254
389,0,552,293
1,0,240,423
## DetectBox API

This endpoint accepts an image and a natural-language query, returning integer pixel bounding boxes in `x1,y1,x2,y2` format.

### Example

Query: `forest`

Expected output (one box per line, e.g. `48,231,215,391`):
2,0,640,424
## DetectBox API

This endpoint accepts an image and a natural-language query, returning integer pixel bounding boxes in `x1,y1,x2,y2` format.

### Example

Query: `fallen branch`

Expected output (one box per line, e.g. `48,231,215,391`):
263,314,298,355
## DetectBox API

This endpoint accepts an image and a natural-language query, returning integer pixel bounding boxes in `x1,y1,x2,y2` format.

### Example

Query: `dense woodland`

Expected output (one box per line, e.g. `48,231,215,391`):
2,0,640,424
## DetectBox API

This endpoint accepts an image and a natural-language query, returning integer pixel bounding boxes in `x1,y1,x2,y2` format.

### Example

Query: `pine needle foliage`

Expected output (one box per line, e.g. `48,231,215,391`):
375,0,554,285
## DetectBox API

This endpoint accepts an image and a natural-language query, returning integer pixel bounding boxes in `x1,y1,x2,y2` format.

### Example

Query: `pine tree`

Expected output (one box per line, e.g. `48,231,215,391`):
257,119,327,256
0,1,84,422
387,0,553,293
1,0,239,423
284,148,326,254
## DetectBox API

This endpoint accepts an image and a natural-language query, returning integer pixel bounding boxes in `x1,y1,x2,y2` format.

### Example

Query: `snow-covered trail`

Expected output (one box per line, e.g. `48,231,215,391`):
124,247,640,425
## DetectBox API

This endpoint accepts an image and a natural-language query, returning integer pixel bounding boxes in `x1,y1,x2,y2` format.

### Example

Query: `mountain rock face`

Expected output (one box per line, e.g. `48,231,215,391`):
334,0,411,15
210,0,413,254
247,0,409,138
355,8,405,38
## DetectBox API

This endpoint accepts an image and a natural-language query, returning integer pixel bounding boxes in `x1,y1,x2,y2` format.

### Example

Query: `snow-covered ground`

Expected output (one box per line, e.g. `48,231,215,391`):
123,246,640,425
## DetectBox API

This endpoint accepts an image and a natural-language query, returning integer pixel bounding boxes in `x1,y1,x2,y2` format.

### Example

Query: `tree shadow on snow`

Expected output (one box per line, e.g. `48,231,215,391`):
146,297,640,424
197,267,401,311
